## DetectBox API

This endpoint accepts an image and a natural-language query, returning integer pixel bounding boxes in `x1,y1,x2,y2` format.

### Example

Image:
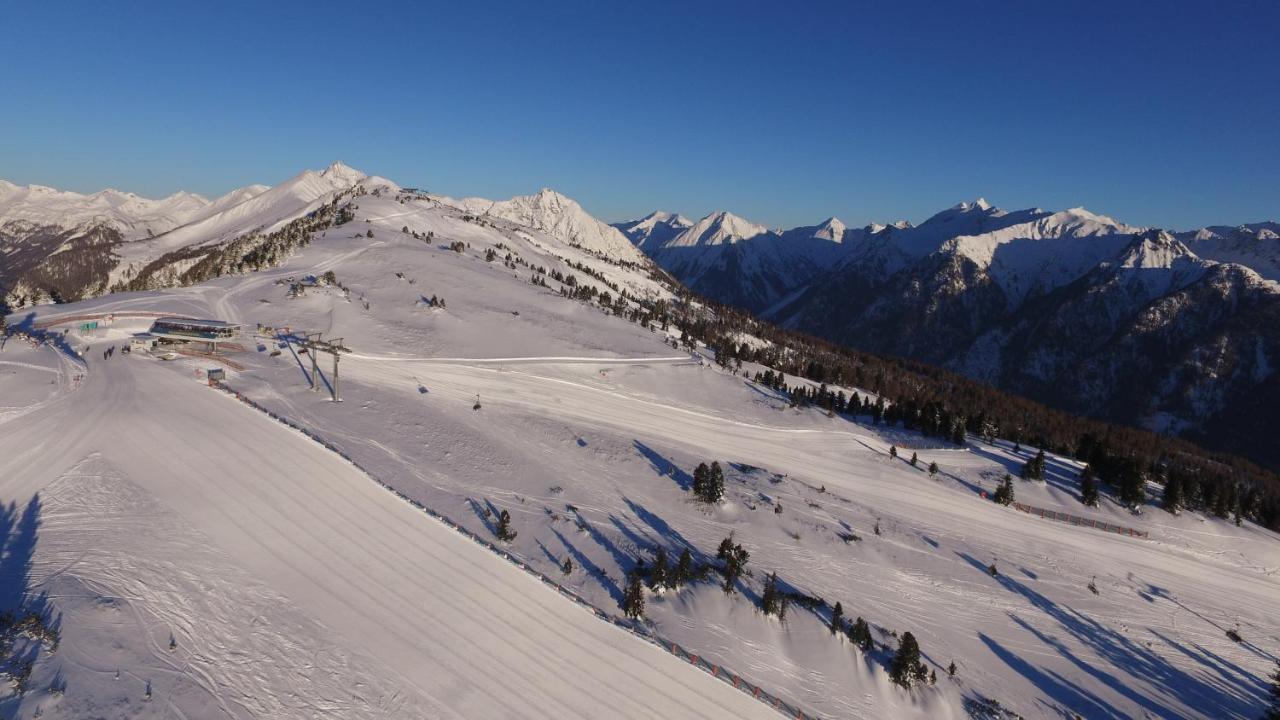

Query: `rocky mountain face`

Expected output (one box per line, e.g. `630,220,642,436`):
624,200,1280,469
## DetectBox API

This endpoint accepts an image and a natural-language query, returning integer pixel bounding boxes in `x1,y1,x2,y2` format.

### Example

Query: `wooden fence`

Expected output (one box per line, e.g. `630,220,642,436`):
1013,502,1149,539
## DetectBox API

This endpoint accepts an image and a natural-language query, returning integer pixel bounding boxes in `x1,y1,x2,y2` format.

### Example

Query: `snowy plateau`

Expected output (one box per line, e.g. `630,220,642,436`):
0,164,1277,720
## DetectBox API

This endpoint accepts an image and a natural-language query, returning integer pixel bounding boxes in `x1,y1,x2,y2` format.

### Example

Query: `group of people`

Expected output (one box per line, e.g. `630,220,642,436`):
100,344,131,360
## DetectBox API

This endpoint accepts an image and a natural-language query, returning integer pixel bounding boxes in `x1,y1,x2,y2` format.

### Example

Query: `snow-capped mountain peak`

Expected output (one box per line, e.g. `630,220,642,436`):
612,211,694,249
1091,229,1217,300
0,179,216,239
812,217,846,242
955,198,992,212
933,206,1140,303
1117,230,1201,270
454,187,647,263
319,161,367,185
634,210,693,229
1176,221,1280,283
667,210,769,248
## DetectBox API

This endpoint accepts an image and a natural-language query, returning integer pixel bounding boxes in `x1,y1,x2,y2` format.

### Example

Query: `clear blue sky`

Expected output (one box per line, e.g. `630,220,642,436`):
2,0,1276,229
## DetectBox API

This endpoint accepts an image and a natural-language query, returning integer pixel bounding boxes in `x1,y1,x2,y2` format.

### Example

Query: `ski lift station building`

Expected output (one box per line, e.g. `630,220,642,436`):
147,317,241,352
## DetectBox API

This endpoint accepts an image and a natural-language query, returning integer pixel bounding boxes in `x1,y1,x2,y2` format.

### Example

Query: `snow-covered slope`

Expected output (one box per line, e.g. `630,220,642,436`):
439,188,649,265
0,181,212,239
111,161,388,282
0,337,779,720
1178,222,1280,282
4,198,1276,720
662,210,770,248
939,207,1140,303
611,211,692,250
188,183,271,222
0,164,387,307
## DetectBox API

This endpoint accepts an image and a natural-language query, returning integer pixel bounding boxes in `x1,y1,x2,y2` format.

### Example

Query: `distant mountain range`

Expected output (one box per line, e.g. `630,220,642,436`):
3,168,1277,469
615,202,1280,468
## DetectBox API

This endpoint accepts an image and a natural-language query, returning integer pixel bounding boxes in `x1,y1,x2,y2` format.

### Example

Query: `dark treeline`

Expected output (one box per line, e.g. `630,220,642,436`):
620,285,1280,531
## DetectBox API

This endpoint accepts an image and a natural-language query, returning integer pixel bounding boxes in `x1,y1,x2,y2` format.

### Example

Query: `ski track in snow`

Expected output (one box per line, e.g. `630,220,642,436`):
0,342,780,720
5,186,1279,720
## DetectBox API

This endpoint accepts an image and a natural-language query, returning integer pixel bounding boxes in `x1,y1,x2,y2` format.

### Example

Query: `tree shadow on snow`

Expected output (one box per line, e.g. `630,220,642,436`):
0,495,59,717
979,632,1117,719
549,528,623,607
466,498,497,536
7,312,82,361
968,443,1097,504
1148,628,1269,708
1142,584,1279,664
632,441,692,492
958,551,1265,719
621,498,700,556
534,540,561,567
568,509,634,575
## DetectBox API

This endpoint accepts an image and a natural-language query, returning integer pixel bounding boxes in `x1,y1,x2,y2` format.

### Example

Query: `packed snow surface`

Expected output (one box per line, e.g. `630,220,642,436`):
2,177,1278,720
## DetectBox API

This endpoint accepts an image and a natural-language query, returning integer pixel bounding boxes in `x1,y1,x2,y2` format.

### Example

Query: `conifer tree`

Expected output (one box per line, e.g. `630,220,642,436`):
1021,450,1046,480
910,452,919,467
561,557,573,575
717,534,735,561
889,632,929,688
830,601,844,635
692,462,709,498
848,616,873,652
1221,482,1239,520
1162,474,1185,513
1118,462,1146,506
650,548,669,589
889,445,897,460
675,548,693,588
1262,661,1280,720
947,661,957,677
1081,465,1100,507
928,461,939,478
623,571,645,619
707,461,725,503
761,572,780,616
496,509,517,542
994,474,1015,506
717,534,750,594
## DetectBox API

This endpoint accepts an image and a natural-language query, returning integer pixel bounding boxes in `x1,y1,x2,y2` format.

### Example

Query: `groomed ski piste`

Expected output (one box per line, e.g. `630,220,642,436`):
2,167,1277,719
